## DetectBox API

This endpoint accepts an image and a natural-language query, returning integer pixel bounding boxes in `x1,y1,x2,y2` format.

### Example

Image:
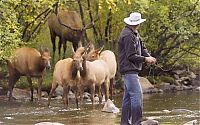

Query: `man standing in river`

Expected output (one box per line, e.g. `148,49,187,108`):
118,12,156,125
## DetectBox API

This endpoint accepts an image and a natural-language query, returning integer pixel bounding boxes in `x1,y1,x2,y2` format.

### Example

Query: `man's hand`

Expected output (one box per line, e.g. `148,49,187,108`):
145,56,156,64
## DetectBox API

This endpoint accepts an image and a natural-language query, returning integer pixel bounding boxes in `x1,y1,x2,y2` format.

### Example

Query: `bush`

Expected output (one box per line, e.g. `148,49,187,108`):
160,76,176,85
147,75,176,85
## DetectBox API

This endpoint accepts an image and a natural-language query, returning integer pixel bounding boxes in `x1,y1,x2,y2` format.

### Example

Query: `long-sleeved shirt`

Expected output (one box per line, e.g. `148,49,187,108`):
118,25,150,75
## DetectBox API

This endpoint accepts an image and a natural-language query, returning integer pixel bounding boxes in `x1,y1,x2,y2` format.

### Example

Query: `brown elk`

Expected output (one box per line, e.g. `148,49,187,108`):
48,47,85,109
7,47,51,102
86,45,117,100
48,8,83,62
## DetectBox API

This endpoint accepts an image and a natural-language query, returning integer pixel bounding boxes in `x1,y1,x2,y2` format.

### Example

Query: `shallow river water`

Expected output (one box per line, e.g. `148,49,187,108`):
0,91,199,125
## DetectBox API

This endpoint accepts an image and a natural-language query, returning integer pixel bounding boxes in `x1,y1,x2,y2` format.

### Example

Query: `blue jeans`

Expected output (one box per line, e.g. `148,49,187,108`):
120,74,143,125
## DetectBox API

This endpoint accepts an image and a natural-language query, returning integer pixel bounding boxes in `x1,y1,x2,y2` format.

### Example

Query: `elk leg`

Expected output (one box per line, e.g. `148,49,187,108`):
48,81,58,107
72,42,78,52
58,37,62,60
109,78,114,101
98,86,102,104
75,86,79,109
50,30,56,62
8,74,20,101
90,84,95,105
27,76,34,101
62,40,67,59
37,77,43,102
63,85,70,109
78,85,84,109
104,80,110,101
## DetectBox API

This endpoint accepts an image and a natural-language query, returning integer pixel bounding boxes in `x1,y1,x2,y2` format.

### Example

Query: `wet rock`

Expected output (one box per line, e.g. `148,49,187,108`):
171,109,193,113
139,77,154,90
55,85,63,96
11,88,31,99
182,85,193,90
141,119,159,125
55,95,62,99
162,109,171,113
68,90,75,99
35,122,64,125
0,95,7,100
195,87,200,91
4,117,14,120
102,99,119,113
183,120,198,125
0,87,4,95
83,92,90,99
175,86,183,91
159,82,176,91
94,96,99,103
42,91,48,98
139,77,161,93
192,74,200,86
143,88,162,94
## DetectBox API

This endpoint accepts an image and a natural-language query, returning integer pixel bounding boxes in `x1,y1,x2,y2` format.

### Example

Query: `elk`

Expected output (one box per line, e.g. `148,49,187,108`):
79,55,110,106
48,47,85,109
7,47,51,102
86,45,117,100
48,8,84,62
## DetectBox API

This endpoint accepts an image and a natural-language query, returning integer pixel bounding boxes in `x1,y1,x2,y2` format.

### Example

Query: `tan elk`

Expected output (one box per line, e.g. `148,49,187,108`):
79,55,110,106
86,45,117,100
7,47,51,102
48,47,85,109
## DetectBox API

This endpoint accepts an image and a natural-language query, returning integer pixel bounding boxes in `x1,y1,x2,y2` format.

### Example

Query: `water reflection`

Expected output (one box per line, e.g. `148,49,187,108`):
0,91,199,125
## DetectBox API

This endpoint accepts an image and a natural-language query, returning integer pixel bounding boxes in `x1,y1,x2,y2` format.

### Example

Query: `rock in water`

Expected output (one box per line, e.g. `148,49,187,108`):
35,122,64,125
102,99,119,113
141,119,159,125
183,120,198,125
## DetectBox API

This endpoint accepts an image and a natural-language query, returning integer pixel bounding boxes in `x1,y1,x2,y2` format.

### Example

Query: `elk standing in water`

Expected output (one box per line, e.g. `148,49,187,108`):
7,47,51,102
79,54,110,106
86,45,117,100
48,47,85,109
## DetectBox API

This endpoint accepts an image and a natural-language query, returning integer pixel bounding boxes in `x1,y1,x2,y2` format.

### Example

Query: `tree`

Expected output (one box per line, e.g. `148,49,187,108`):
143,0,200,72
0,0,56,61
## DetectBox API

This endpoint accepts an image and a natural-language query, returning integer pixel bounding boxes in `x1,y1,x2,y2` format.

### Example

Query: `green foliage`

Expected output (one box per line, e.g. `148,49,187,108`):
143,0,200,69
147,75,176,85
147,76,162,85
0,0,23,61
159,76,176,85
0,0,56,61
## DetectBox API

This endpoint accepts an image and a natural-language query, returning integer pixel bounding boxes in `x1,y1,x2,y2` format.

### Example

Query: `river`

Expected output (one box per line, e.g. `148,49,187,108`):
0,91,199,125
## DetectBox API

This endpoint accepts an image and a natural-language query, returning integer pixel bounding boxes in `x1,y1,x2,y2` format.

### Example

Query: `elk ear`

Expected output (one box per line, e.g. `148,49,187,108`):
97,45,104,54
84,43,91,54
78,41,83,47
39,47,44,54
71,46,76,57
89,43,95,51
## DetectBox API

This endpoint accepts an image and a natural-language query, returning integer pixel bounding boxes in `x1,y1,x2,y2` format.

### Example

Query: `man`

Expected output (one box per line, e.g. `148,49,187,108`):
118,12,156,125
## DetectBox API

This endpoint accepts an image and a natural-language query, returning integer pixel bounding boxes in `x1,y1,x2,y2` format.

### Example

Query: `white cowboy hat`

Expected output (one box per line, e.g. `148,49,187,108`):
124,12,146,25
